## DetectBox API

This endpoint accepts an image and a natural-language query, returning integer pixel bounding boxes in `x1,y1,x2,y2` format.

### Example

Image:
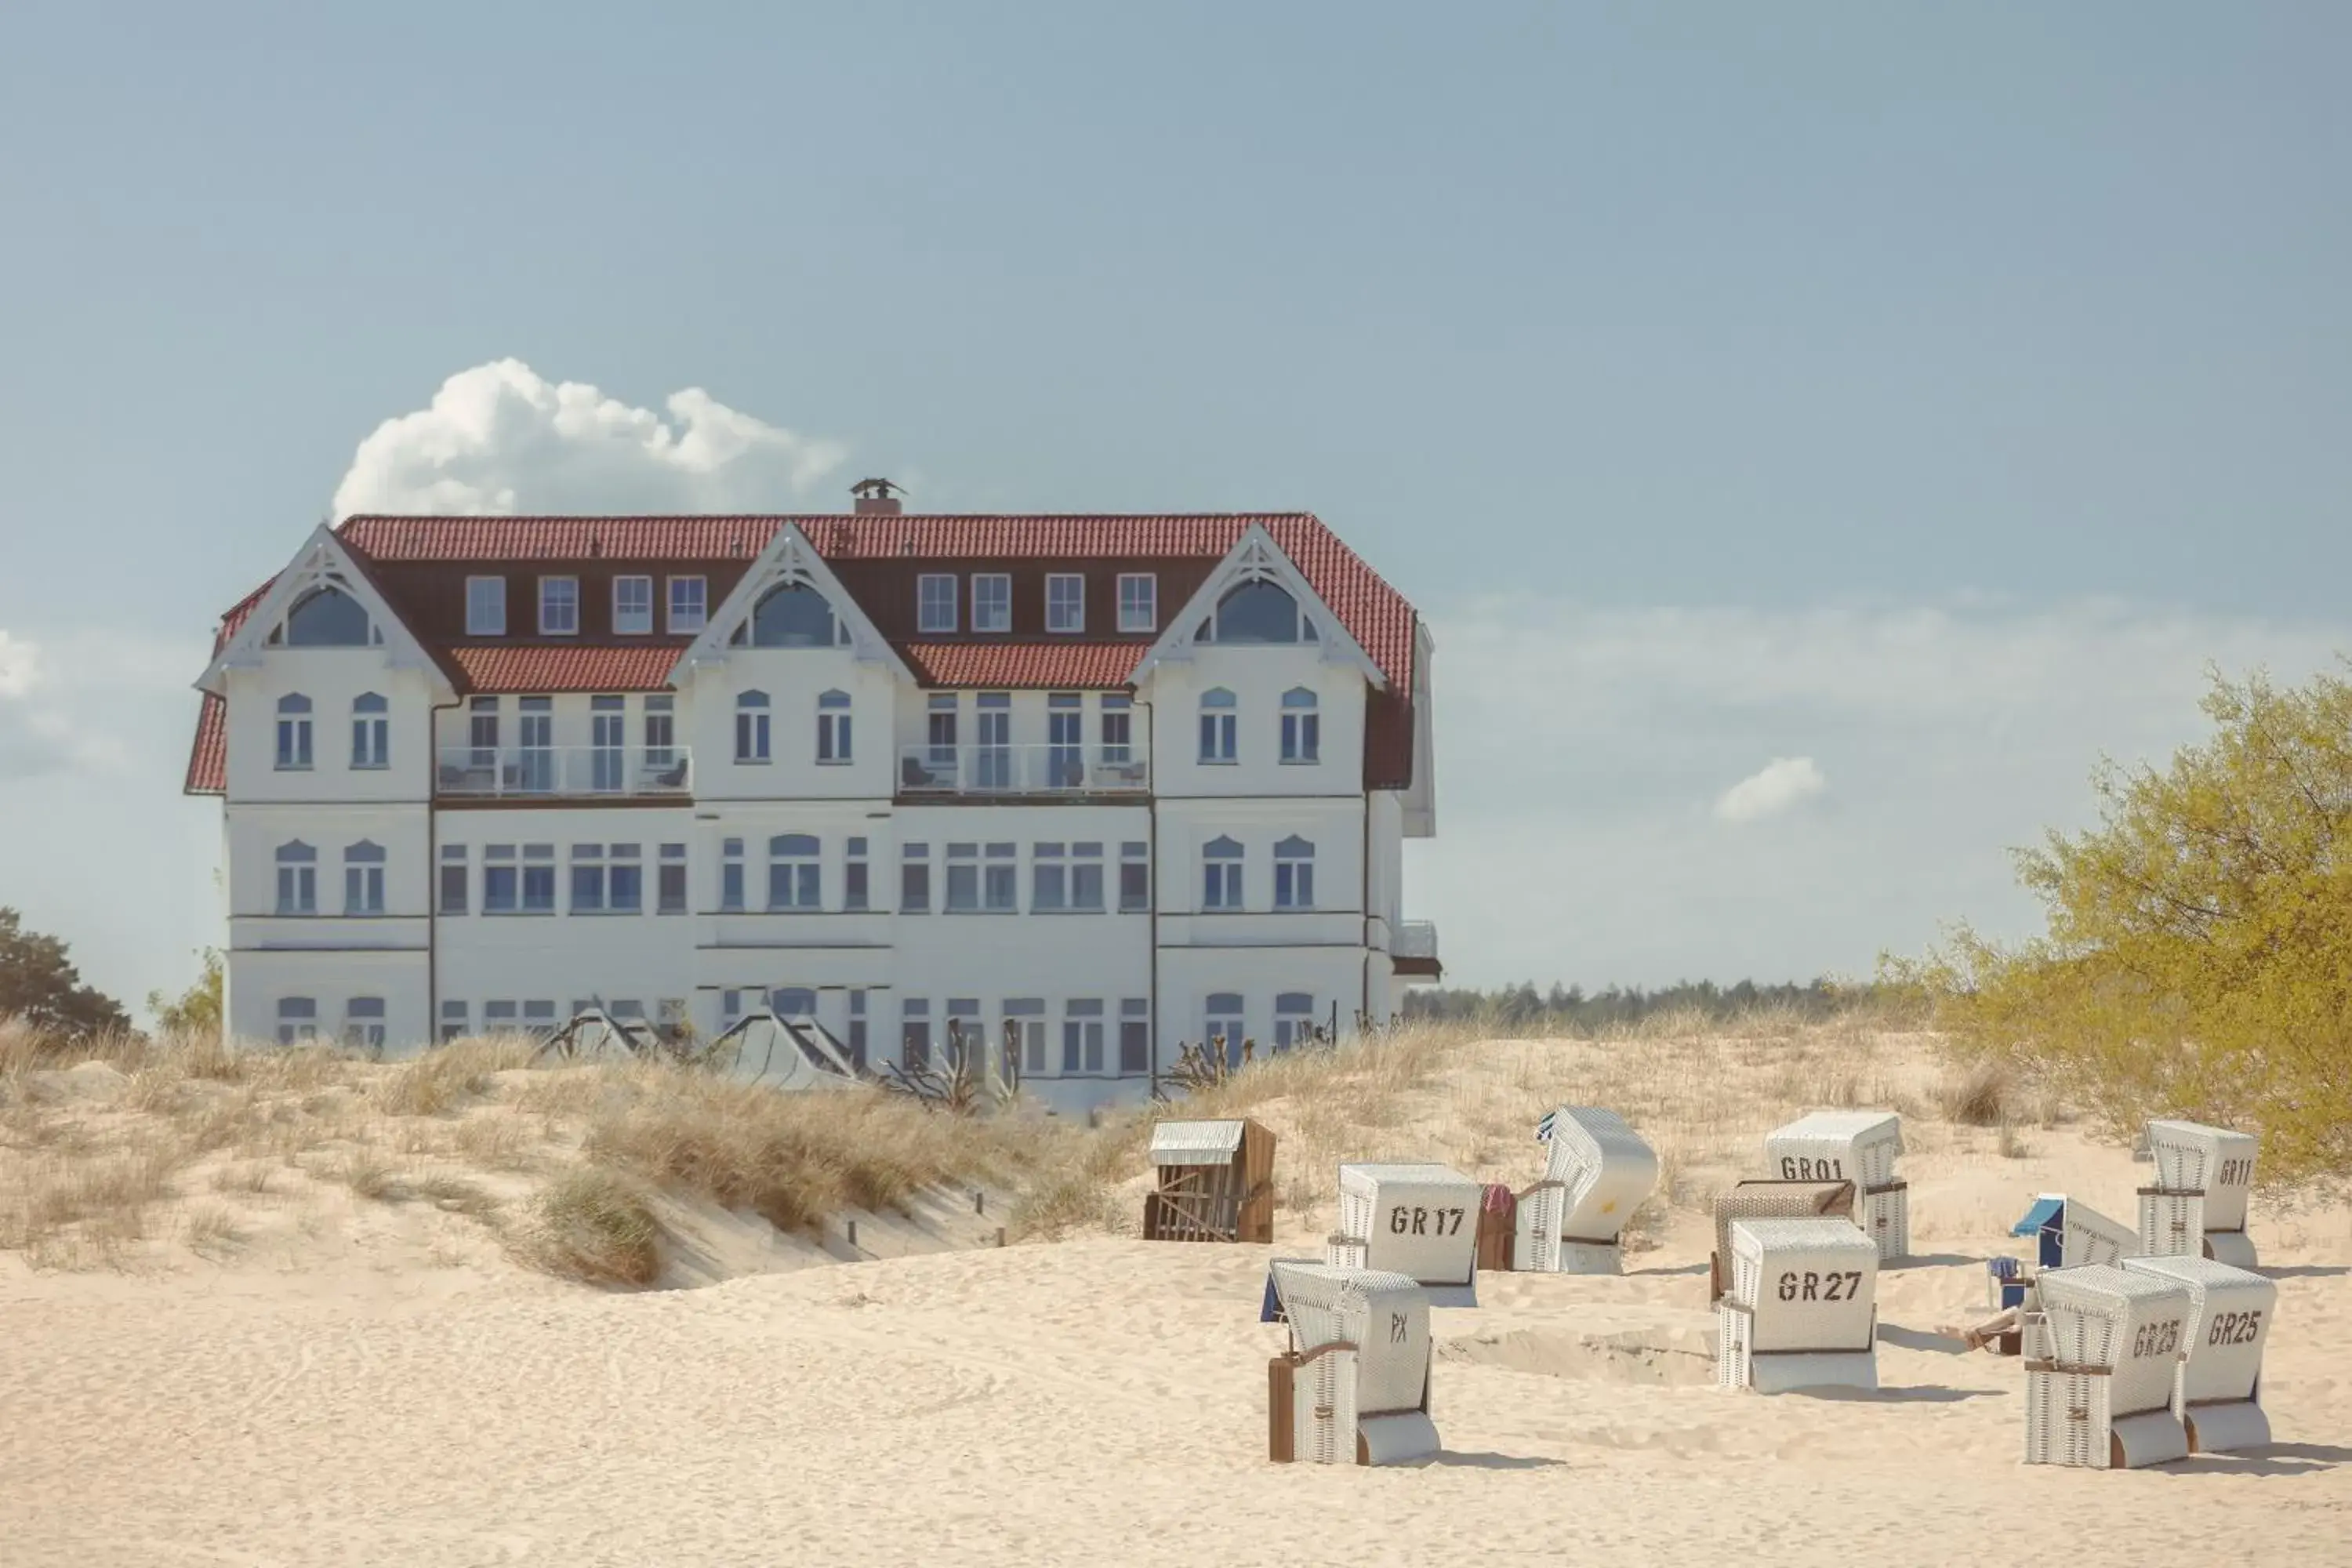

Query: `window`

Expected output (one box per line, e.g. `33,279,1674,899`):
1004,998,1046,1076
918,573,958,633
1071,842,1105,911
1101,695,1132,764
768,833,821,909
466,576,507,635
925,695,957,770
817,690,852,764
570,844,605,912
847,989,868,1073
483,844,517,913
668,575,708,633
735,690,771,763
746,583,838,647
1275,993,1318,1053
517,696,553,791
658,843,688,914
721,989,747,1028
1274,836,1315,909
974,692,1011,788
1199,688,1236,764
1062,999,1105,1074
336,695,389,775
523,1000,557,1037
274,694,313,770
1211,579,1302,644
972,573,1011,633
945,843,978,912
345,996,387,1051
1120,841,1150,912
720,837,746,912
610,844,643,913
467,696,499,763
284,586,372,646
644,695,675,767
1205,993,1245,1069
901,998,931,1073
276,996,318,1045
985,842,1017,912
897,840,931,913
844,837,869,911
440,1000,469,1044
1120,998,1151,1075
613,575,653,635
1203,836,1243,910
1280,688,1320,764
274,840,317,914
521,843,556,913
439,844,467,914
539,576,579,635
484,1000,519,1035
1046,574,1084,633
1033,843,1066,911
1046,691,1083,788
344,840,386,915
1117,573,1156,633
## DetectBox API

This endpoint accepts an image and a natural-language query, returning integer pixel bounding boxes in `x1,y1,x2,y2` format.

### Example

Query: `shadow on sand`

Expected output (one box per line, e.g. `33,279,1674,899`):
1791,1384,1995,1404
2158,1443,2352,1478
1428,1450,1566,1471
2263,1264,2349,1279
1877,1323,1969,1356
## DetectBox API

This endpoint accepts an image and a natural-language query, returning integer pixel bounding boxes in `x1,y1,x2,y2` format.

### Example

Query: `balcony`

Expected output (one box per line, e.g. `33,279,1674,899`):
436,746,693,800
897,743,1150,797
1392,920,1442,981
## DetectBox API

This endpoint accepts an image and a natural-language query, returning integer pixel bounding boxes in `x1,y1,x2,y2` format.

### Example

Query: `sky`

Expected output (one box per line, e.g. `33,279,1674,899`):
2,2,2347,1015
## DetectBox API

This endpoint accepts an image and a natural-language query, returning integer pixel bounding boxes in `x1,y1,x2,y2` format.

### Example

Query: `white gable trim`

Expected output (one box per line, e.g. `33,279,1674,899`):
1126,524,1385,688
666,523,913,684
194,524,452,698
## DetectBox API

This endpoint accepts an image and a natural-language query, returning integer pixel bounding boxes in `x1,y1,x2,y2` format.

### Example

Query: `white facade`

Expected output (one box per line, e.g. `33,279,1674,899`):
193,514,1437,1114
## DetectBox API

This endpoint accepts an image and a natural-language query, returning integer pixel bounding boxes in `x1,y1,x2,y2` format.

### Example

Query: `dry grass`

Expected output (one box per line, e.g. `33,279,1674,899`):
519,1168,662,1286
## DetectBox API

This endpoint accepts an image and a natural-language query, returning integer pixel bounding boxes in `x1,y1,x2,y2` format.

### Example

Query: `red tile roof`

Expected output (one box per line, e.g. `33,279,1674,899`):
184,577,276,796
895,641,1146,689
445,644,687,693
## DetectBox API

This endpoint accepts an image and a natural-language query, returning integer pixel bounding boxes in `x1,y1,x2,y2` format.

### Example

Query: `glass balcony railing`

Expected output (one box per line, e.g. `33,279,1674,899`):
897,743,1151,796
1393,920,1440,960
435,746,693,799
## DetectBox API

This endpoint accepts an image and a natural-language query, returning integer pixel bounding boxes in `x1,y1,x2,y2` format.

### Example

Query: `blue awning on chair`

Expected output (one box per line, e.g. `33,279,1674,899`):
1259,1268,1286,1324
2011,1196,2064,1237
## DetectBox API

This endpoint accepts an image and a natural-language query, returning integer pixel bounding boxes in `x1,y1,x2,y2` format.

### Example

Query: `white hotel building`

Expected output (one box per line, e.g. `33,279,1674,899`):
187,483,1439,1112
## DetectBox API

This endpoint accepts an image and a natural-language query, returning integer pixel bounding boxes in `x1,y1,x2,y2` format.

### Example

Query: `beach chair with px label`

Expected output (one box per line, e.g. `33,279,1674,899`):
2123,1254,2277,1454
2022,1264,2192,1469
1142,1119,1276,1243
1261,1259,1439,1466
2139,1120,2261,1269
1715,1217,1881,1393
1764,1110,1907,1262
1513,1106,1660,1276
1327,1163,1483,1307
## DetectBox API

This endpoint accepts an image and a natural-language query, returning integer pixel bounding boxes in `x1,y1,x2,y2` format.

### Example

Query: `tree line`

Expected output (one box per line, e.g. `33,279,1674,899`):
1401,976,1876,1033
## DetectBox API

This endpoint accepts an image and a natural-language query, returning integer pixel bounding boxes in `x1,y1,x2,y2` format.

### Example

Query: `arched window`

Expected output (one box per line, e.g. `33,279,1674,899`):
1212,579,1301,644
1199,687,1236,764
1274,836,1315,909
1203,835,1243,910
817,689,852,764
282,586,374,647
1274,992,1317,1052
771,986,818,1018
735,690,771,763
742,583,840,648
1279,687,1319,764
768,833,822,909
274,840,317,914
274,693,313,770
1205,992,1245,1069
344,840,386,915
350,692,389,769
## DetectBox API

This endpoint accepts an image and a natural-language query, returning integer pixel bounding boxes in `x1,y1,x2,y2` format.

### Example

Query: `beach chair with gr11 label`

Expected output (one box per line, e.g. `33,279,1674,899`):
2022,1264,2192,1469
1764,1111,1907,1261
1715,1217,1880,1392
1327,1163,1483,1306
2139,1120,2260,1269
1261,1259,1439,1465
2123,1254,2278,1454
1512,1106,1659,1276
1142,1119,1276,1243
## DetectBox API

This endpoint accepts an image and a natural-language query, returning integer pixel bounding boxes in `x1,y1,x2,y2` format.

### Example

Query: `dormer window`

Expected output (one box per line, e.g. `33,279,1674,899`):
1117,574,1156,633
1046,575,1084,633
613,575,653,635
668,575,708,633
539,576,579,636
466,576,506,636
972,575,1011,634
918,574,958,633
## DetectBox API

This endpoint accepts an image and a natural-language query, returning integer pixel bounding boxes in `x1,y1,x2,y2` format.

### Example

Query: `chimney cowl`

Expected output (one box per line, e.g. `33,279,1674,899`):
851,477,904,516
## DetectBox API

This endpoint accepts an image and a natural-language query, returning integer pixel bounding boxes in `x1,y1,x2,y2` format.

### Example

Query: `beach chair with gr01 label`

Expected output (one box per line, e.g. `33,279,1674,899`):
1261,1259,1439,1466
1327,1163,1483,1307
2022,1264,2192,1469
1764,1111,1907,1262
2122,1254,2278,1454
1715,1217,1881,1392
1513,1106,1660,1276
2138,1120,2260,1269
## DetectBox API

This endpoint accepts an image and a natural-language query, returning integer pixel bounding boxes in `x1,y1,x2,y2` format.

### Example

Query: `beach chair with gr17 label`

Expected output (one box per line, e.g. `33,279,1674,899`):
2123,1254,2278,1454
1327,1163,1483,1306
2139,1120,2260,1269
1764,1111,1907,1261
1512,1106,1660,1276
1261,1260,1439,1466
2022,1264,2192,1469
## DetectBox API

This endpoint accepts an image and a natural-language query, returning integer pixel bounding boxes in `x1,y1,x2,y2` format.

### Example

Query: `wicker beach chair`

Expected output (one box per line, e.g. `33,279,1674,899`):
2123,1254,2276,1453
1714,1217,1880,1393
1514,1106,1659,1276
1706,1178,1856,1304
1142,1119,1276,1243
2140,1120,2260,1269
1327,1163,1483,1307
1263,1260,1439,1465
1765,1111,1907,1262
2022,1264,2192,1469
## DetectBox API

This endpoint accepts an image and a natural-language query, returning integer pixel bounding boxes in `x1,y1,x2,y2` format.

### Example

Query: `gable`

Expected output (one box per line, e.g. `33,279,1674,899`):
194,524,452,700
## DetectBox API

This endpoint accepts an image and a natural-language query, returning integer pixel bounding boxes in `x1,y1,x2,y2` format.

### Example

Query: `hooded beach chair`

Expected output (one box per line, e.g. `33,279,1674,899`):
2022,1264,2192,1469
1143,1119,1276,1243
1706,1178,1856,1304
1991,1193,2140,1311
2122,1254,2277,1453
1262,1259,1439,1465
1327,1163,1483,1306
1513,1106,1660,1276
2139,1120,2260,1269
1714,1217,1880,1392
1765,1111,1907,1261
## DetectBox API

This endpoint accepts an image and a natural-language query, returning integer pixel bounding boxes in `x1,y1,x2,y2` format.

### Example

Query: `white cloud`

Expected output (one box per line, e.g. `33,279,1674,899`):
1407,597,2352,989
331,359,851,518
0,629,39,698
1715,757,1825,823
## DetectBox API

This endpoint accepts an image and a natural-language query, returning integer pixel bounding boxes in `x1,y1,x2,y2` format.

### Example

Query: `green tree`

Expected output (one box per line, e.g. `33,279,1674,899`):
1889,662,2352,1183
147,947,224,1039
0,907,130,1038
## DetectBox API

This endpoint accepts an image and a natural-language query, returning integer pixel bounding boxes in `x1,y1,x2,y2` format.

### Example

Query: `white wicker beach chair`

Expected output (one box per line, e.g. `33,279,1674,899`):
1264,1260,1439,1466
1327,1163,1483,1306
1714,1217,1880,1393
2022,1264,2192,1469
2140,1120,2260,1269
2122,1254,2277,1453
1513,1106,1659,1276
1145,1120,1276,1243
1765,1111,1907,1261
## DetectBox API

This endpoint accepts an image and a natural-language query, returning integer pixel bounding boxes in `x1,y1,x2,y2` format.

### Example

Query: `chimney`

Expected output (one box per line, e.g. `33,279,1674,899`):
851,477,904,516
